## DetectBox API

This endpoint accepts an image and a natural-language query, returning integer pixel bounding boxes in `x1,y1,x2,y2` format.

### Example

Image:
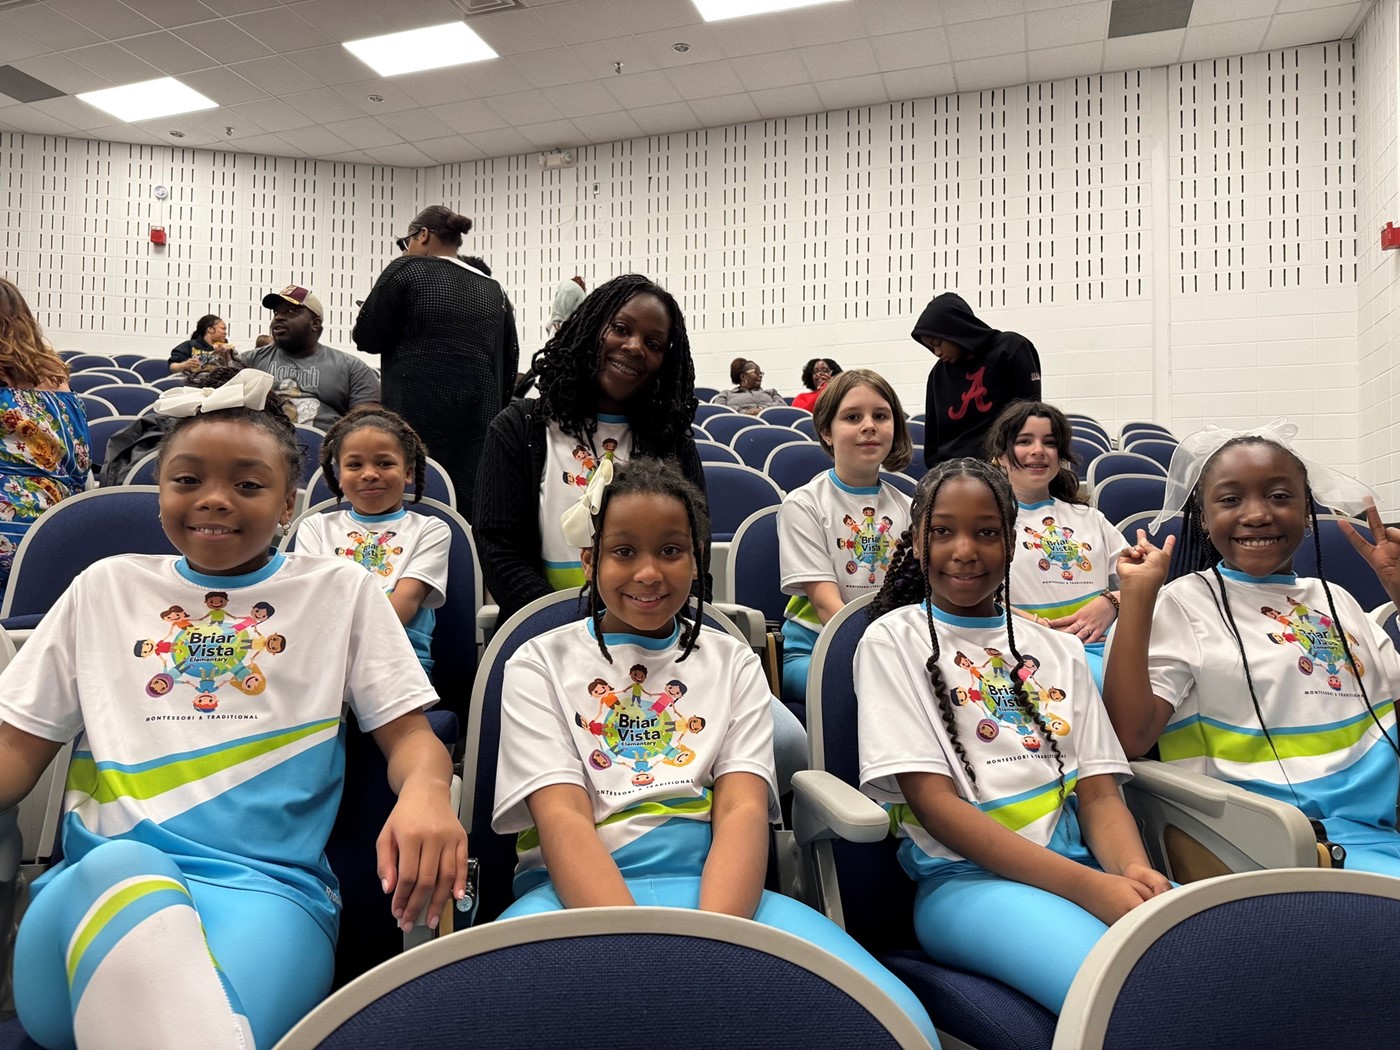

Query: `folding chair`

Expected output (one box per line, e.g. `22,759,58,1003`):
764,443,832,495
694,403,736,425
733,427,806,471
758,406,810,427
1092,474,1167,528
76,394,117,421
1121,438,1176,471
85,415,142,474
700,463,784,542
695,440,742,465
82,384,159,416
705,413,768,445
131,358,172,383
1085,451,1165,490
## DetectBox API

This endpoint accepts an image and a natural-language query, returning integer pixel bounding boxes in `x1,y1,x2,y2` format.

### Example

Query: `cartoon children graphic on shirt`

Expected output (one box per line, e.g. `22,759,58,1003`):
1261,599,1364,690
563,445,598,488
335,530,403,577
576,665,698,785
1022,516,1093,581
577,677,623,736
600,438,619,463
836,507,896,584
134,596,286,711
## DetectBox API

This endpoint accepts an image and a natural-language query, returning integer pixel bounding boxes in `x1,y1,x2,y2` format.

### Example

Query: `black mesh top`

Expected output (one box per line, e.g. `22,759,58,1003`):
353,255,520,520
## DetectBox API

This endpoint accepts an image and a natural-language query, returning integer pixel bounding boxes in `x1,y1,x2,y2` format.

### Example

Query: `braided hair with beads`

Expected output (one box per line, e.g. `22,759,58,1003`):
583,457,710,665
532,274,696,456
318,405,429,505
870,457,1067,798
1169,435,1400,776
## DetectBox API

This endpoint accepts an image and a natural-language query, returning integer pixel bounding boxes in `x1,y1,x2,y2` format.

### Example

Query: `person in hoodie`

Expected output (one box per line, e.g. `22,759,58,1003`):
912,293,1042,468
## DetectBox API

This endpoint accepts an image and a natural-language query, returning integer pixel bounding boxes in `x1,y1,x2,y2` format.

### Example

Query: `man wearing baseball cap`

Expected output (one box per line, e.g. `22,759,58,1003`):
241,284,380,430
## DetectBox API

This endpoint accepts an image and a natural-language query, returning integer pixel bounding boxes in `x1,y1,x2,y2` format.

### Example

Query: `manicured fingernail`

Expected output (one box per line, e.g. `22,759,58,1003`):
429,914,440,930
381,878,390,893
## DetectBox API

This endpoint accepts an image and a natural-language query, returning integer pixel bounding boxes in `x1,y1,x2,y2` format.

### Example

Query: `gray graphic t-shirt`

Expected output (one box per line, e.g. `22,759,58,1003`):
242,343,381,430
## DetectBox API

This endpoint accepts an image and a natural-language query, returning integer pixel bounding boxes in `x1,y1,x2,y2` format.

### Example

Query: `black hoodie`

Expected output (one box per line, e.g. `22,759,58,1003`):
912,293,1041,467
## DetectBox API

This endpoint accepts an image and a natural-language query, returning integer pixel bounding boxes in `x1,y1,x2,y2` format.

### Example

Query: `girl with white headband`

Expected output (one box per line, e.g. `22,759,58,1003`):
1102,420,1400,874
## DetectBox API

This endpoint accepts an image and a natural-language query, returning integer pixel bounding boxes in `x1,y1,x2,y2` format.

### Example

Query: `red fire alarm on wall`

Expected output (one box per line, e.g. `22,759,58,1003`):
150,226,167,246
1383,223,1400,251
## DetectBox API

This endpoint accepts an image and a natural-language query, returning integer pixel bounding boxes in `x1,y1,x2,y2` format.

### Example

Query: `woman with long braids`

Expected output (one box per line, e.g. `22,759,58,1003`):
1103,421,1400,875
857,458,1167,1014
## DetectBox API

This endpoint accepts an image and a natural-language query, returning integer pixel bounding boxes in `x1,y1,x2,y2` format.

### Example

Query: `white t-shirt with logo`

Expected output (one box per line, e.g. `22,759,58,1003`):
538,415,632,590
779,469,911,633
1008,498,1124,621
1146,567,1400,835
493,618,779,888
858,603,1130,882
0,552,437,939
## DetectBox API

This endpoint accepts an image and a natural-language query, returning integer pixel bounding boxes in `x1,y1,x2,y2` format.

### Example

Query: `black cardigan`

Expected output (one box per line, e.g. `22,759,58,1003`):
473,398,712,623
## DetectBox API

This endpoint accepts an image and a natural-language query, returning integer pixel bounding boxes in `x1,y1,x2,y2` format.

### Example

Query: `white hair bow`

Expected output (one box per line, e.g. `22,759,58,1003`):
1149,417,1376,532
154,369,275,418
560,456,615,549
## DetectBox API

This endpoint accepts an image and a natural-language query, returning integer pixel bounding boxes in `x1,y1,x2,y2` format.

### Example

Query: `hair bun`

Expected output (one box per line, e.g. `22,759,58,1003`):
449,213,473,235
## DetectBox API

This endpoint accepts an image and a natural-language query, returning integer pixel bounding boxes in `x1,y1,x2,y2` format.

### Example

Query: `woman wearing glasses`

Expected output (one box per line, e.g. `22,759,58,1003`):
712,358,786,414
354,204,520,519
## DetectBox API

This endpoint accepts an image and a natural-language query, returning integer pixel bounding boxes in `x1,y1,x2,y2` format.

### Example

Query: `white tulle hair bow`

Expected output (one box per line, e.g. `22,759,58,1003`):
154,369,275,418
560,456,615,549
1149,418,1376,532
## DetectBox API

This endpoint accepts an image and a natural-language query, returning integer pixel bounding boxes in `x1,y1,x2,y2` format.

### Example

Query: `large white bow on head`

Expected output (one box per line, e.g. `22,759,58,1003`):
154,369,275,418
560,456,615,549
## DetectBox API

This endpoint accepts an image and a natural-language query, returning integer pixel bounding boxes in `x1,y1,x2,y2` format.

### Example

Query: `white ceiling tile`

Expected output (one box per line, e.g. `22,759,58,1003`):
780,3,867,47
1179,18,1269,61
605,69,681,108
535,0,634,45
429,98,509,134
230,10,334,55
466,8,564,56
225,97,317,133
63,43,163,84
511,47,594,88
372,107,453,140
1027,40,1104,81
172,21,273,64
665,58,744,100
541,80,621,118
395,63,529,107
856,0,944,35
629,100,697,135
870,28,952,72
195,108,265,137
574,45,657,79
368,143,434,166
704,15,794,58
0,5,103,50
881,63,956,100
485,88,564,124
120,31,220,75
281,87,367,123
191,71,267,107
1026,1,1109,49
465,125,535,157
610,0,702,34
942,0,1025,23
46,0,163,40
1261,6,1366,50
1189,0,1279,26
953,52,1028,92
10,52,110,93
120,0,223,30
1276,0,1357,11
284,43,378,86
687,92,762,126
285,124,355,155
570,109,643,141
731,51,810,91
798,40,878,81
749,83,823,119
136,115,218,144
416,135,487,164
945,15,1028,59
195,0,278,16
815,73,888,111
324,115,399,148
516,118,583,149
329,80,422,114
633,25,724,68
29,95,114,131
234,131,304,156
323,148,377,163
229,54,322,92
1102,27,1184,71
285,0,393,42
0,30,49,64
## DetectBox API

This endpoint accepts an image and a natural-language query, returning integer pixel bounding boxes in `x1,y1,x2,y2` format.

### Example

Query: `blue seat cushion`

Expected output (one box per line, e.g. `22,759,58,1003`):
882,950,1056,1050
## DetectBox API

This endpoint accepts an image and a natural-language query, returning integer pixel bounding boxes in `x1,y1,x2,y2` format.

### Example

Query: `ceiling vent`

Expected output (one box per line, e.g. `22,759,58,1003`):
446,0,521,15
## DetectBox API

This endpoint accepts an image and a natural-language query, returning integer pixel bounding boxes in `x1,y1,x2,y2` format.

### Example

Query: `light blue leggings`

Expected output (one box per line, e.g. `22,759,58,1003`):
16,839,334,1050
1323,825,1400,877
781,619,817,705
503,873,938,1046
913,869,1108,1014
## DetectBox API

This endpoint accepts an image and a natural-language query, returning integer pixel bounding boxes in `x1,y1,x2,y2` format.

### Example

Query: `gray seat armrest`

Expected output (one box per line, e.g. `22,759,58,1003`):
790,769,889,848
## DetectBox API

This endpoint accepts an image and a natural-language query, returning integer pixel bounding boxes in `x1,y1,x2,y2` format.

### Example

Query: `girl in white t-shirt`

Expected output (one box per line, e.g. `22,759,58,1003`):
779,369,915,708
1103,422,1400,875
857,457,1169,1014
0,368,466,1050
492,457,935,1043
983,400,1125,687
297,406,450,673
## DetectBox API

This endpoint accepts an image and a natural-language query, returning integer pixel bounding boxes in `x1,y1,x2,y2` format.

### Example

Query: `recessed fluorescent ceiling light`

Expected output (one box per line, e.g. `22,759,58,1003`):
343,21,498,77
77,77,217,123
693,0,850,21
